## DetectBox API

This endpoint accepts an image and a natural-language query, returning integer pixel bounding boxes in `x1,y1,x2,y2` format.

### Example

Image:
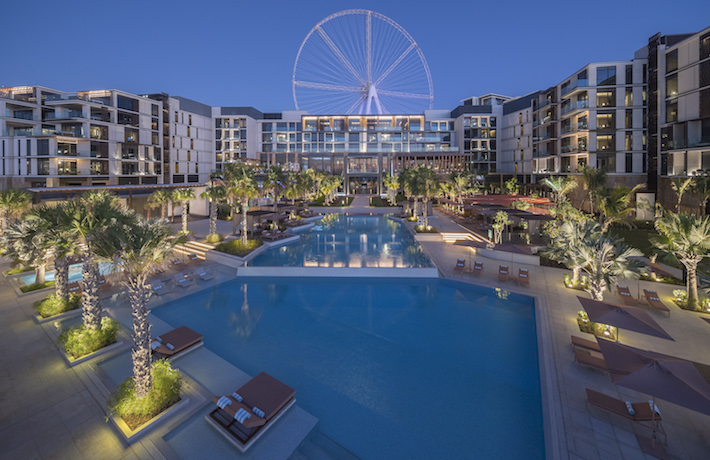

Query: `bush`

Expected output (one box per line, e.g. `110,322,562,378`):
205,233,223,244
59,317,120,359
215,238,263,257
108,360,182,430
414,225,438,233
671,289,710,312
20,280,55,293
34,293,81,318
577,310,617,340
563,274,589,291
7,266,33,275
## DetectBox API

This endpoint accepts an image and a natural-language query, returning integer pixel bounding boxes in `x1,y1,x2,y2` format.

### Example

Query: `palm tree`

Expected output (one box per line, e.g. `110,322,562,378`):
576,233,645,301
451,172,472,205
200,185,226,238
0,219,52,285
383,172,399,205
172,188,195,235
224,163,259,244
579,165,607,214
492,210,511,244
0,188,31,237
543,219,600,283
320,174,342,205
147,189,172,221
93,218,179,397
306,169,326,199
671,177,694,212
266,166,287,211
692,175,710,216
597,184,643,233
541,176,578,206
412,166,440,230
654,211,710,310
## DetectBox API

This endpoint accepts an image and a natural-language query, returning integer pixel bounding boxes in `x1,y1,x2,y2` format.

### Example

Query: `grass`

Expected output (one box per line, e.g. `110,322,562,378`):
215,238,263,257
204,233,224,244
414,225,438,233
58,317,120,359
608,223,659,258
34,293,81,318
311,196,353,207
20,280,55,293
108,360,182,430
370,196,399,207
7,266,33,275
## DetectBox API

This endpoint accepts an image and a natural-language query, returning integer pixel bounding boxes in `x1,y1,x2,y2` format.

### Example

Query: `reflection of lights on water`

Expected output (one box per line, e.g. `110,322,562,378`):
495,288,509,300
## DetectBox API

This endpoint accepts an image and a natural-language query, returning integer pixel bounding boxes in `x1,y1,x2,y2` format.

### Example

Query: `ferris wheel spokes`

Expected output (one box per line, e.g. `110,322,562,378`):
293,81,362,93
315,26,365,85
373,44,416,88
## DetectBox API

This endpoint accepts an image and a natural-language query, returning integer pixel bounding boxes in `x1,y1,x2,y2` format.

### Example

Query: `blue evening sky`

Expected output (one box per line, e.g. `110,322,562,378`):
2,0,710,111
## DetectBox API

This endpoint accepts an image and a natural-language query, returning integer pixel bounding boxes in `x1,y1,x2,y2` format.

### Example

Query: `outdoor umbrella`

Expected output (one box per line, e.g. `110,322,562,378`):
596,339,710,457
577,296,674,342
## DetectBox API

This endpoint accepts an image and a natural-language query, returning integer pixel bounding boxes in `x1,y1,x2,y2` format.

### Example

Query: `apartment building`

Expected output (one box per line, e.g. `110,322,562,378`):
501,91,539,179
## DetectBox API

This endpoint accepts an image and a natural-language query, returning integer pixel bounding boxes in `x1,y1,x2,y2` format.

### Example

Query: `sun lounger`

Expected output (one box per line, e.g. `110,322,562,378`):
617,285,641,306
472,261,483,276
151,325,203,358
454,259,466,271
571,335,602,353
208,372,296,450
643,289,670,316
171,258,182,266
195,270,215,281
152,282,173,296
498,265,509,282
67,281,82,294
518,268,530,286
173,274,194,288
585,388,666,442
99,275,111,287
574,350,609,373
187,253,199,262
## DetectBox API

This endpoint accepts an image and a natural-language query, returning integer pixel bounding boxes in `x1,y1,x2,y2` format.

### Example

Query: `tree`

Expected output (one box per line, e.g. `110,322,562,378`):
0,219,52,285
597,184,643,233
543,219,599,283
577,233,644,301
451,172,473,205
541,176,578,206
383,172,399,205
411,166,440,230
147,189,172,221
266,166,287,212
305,168,326,199
504,177,519,195
692,175,710,216
671,177,694,212
579,165,607,214
654,211,710,310
200,185,226,238
492,211,511,244
224,163,259,244
172,188,195,235
93,218,179,397
0,188,31,237
320,174,342,206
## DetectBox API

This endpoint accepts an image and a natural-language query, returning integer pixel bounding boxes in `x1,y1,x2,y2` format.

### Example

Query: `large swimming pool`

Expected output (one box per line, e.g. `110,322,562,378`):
154,277,544,459
249,214,433,268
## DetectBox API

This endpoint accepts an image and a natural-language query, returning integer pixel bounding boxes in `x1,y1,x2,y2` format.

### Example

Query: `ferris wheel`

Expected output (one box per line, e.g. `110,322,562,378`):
293,9,434,115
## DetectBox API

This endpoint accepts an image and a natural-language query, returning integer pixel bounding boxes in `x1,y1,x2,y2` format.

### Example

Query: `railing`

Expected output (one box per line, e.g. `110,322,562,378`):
4,110,37,120
560,100,590,116
44,111,84,120
45,94,114,107
0,92,36,102
533,116,555,127
561,79,589,96
2,128,86,138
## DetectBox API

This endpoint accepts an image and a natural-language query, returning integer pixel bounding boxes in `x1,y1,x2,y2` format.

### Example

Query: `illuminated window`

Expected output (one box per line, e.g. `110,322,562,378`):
175,162,179,174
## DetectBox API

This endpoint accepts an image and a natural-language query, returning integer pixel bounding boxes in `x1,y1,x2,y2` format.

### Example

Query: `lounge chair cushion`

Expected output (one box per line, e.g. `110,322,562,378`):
150,341,161,351
252,407,265,418
625,401,635,415
234,408,251,423
155,336,162,343
166,343,175,351
649,401,661,416
217,396,232,409
232,392,243,402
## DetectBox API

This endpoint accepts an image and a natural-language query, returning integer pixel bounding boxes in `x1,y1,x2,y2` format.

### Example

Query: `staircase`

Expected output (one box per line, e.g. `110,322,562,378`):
174,240,214,260
440,231,491,245
290,431,359,460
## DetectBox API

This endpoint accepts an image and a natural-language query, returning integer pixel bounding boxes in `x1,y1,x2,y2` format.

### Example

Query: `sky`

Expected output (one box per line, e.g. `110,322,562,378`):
2,0,710,112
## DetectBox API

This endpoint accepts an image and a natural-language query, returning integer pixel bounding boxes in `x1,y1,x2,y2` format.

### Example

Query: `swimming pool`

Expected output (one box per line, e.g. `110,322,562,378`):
249,214,433,268
18,261,113,286
154,277,544,459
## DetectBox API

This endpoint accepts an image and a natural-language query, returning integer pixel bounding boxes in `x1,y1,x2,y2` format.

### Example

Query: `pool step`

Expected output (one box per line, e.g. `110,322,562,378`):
174,241,215,260
441,232,486,243
293,431,359,460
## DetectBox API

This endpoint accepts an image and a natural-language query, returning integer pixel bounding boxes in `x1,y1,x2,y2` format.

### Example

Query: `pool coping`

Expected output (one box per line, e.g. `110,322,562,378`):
237,266,440,278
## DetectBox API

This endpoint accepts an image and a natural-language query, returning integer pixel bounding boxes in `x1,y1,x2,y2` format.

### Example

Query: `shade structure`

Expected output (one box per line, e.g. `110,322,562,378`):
596,339,710,417
577,296,674,341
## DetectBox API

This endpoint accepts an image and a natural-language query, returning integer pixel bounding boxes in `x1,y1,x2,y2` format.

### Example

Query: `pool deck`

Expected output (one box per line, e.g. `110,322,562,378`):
1,201,710,459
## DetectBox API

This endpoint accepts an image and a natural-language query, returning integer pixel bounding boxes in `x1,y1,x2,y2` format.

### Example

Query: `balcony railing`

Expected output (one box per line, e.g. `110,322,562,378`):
533,115,556,127
44,111,84,120
4,110,37,120
561,79,589,97
2,128,86,138
45,93,114,107
561,100,590,116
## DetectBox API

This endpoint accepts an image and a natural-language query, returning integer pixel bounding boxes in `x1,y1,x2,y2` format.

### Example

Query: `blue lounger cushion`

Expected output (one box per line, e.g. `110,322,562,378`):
625,401,635,415
234,407,251,424
166,343,175,351
252,406,265,418
231,392,243,402
150,341,161,351
216,396,232,409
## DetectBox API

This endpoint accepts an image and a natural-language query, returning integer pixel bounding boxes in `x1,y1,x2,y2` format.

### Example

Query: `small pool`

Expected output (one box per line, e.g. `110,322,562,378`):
154,277,544,459
18,261,113,286
249,214,433,268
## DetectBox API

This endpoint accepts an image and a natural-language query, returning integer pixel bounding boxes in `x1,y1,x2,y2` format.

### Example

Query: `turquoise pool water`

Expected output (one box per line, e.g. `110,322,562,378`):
154,277,544,459
249,214,433,268
18,261,113,286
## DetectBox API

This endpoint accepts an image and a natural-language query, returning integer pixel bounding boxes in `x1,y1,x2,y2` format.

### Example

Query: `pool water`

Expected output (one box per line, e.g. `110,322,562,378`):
249,214,433,268
154,277,544,459
18,261,113,286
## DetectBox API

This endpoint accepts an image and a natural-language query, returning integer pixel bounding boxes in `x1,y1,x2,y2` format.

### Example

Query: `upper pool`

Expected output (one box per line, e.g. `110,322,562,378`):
155,277,544,459
248,214,433,268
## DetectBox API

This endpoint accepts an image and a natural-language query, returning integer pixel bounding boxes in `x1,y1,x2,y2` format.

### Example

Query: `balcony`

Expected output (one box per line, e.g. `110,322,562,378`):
0,90,36,103
45,93,114,107
44,110,84,121
560,100,590,117
561,123,589,136
4,110,37,121
1,128,86,138
561,79,589,97
533,132,556,142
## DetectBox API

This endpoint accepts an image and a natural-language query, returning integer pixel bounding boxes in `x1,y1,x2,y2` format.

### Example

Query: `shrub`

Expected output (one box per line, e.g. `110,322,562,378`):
108,360,182,430
671,289,710,312
577,310,617,339
564,274,589,291
34,293,81,318
59,317,120,359
215,238,263,257
414,225,438,233
7,266,33,275
20,280,55,293
204,233,223,244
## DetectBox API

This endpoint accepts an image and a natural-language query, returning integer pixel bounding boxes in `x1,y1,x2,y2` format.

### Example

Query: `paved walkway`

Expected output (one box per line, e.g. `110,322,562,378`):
2,202,710,459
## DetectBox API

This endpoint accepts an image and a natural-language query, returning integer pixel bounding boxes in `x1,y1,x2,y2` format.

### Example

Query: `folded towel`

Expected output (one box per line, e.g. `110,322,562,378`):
166,343,175,351
234,408,251,424
648,401,661,416
232,392,243,402
216,396,232,409
150,341,161,350
153,285,162,290
625,401,635,415
155,337,163,343
252,406,265,418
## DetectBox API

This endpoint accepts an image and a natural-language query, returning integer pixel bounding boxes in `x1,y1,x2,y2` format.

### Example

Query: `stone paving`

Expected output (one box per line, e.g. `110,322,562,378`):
1,203,710,459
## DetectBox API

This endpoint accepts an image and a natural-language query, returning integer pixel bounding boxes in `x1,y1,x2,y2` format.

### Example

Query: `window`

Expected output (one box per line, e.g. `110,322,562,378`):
666,49,678,73
188,115,192,125
625,88,633,106
37,158,49,175
37,139,49,156
626,110,633,129
117,95,138,111
625,131,633,151
151,104,159,117
626,65,633,84
597,133,615,151
597,89,615,107
701,89,710,118
597,112,615,130
519,113,523,124
175,112,178,122
666,99,678,123
700,60,710,88
190,139,194,149
187,151,191,162
597,66,616,86
666,74,678,97
701,32,710,60
625,153,633,173
578,69,588,80
643,64,647,84
175,162,179,174
187,126,190,137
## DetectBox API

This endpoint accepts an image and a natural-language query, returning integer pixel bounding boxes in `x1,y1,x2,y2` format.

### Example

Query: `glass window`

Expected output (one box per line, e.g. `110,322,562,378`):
597,133,615,151
625,152,633,173
666,49,678,73
625,131,633,151
597,89,615,107
597,112,615,130
151,104,159,117
701,32,710,60
700,60,710,88
626,109,633,129
597,66,616,86
666,99,678,123
626,65,633,84
666,74,678,97
625,88,633,106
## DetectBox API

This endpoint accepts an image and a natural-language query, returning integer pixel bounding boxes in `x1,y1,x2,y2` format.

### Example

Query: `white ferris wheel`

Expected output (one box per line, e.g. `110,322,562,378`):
292,9,434,115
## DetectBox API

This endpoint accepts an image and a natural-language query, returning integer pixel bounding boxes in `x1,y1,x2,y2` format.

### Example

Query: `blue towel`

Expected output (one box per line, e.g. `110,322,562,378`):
155,337,162,343
235,408,251,424
166,343,175,351
150,341,161,351
252,406,265,418
625,401,635,415
231,392,243,402
154,285,162,290
648,401,661,416
216,396,232,409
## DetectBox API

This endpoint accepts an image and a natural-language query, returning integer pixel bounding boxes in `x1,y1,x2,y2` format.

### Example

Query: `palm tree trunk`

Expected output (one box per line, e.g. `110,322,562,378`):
181,200,188,234
81,255,102,330
128,275,153,398
161,204,167,221
241,198,248,245
232,205,238,235
35,263,46,285
55,255,69,300
209,201,217,236
686,263,700,310
572,266,581,283
0,212,6,237
273,192,278,212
